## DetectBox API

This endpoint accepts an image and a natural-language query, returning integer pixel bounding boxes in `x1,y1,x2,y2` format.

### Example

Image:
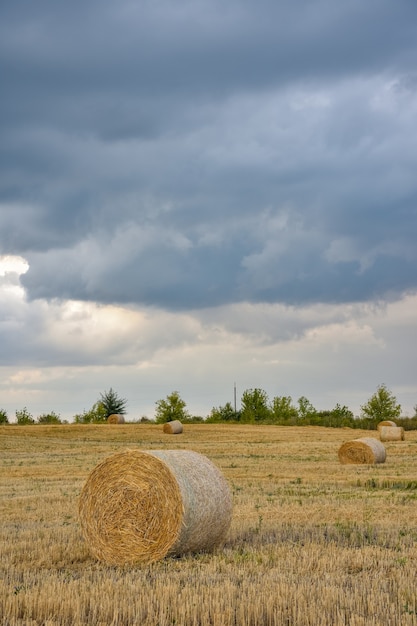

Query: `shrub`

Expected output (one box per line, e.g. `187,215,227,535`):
396,416,417,431
37,411,62,424
183,415,204,423
207,402,240,423
316,405,355,428
74,401,107,424
16,407,35,425
155,391,190,424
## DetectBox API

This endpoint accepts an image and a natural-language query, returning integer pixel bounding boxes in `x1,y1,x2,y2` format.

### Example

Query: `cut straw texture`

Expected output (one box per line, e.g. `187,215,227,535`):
78,449,233,565
107,414,125,424
377,420,397,431
338,437,386,465
379,426,405,442
163,420,183,434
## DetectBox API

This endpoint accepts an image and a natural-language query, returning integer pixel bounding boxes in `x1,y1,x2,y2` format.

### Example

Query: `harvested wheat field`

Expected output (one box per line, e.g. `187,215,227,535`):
2,423,417,625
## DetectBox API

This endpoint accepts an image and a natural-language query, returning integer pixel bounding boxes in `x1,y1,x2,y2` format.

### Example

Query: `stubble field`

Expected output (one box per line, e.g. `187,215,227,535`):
1,423,417,626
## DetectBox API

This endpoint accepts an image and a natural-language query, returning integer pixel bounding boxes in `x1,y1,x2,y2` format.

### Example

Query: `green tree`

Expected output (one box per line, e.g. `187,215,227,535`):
99,388,127,418
37,411,62,424
207,401,240,423
316,404,354,428
330,404,354,427
270,395,298,424
297,397,317,424
74,401,107,424
241,388,270,423
155,391,190,424
360,384,401,424
16,407,35,425
0,409,9,425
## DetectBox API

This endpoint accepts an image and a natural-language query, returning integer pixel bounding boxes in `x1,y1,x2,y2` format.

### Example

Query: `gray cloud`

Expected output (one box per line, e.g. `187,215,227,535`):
1,0,417,310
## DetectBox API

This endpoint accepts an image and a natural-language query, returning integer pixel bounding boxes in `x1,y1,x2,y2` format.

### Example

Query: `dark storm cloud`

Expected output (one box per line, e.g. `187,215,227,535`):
1,0,417,308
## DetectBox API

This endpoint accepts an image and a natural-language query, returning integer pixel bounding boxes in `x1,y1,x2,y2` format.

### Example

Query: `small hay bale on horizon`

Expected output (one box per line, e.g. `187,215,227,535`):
377,420,397,431
78,448,232,566
338,437,386,465
107,414,125,424
163,420,183,434
379,425,405,442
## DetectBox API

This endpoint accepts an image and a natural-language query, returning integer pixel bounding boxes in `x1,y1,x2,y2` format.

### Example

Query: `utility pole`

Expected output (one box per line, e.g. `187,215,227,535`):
234,382,237,413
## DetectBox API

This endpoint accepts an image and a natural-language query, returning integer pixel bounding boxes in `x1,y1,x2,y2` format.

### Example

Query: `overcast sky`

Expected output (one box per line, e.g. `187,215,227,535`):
1,0,417,422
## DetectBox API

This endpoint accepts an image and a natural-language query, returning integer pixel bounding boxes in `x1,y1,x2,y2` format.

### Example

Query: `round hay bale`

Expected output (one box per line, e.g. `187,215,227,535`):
379,426,405,442
338,437,386,465
163,420,183,434
377,420,396,431
78,449,233,565
107,414,125,424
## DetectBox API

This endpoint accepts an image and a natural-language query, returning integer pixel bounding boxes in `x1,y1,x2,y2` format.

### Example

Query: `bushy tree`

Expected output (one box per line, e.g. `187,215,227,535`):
316,404,355,428
207,401,240,422
37,411,62,424
330,404,354,427
397,415,417,431
16,407,35,425
99,388,127,418
74,401,107,424
360,384,401,424
270,395,298,424
155,391,190,424
297,396,317,424
241,388,270,423
186,415,205,423
0,409,9,425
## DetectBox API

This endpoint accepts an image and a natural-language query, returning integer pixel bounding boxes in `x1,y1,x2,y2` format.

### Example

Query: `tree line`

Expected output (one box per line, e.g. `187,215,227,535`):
0,388,126,425
1,384,417,430
206,384,416,430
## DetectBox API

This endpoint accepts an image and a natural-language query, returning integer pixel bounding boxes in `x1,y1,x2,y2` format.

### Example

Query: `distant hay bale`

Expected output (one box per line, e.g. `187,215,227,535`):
379,426,405,442
338,437,386,465
163,420,183,434
78,449,233,565
377,420,397,431
107,414,125,424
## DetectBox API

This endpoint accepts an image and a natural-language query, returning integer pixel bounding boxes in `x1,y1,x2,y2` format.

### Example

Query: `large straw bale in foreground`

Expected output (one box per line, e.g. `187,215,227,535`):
377,420,396,431
78,449,233,565
107,414,125,424
163,420,183,434
379,426,405,442
338,437,386,465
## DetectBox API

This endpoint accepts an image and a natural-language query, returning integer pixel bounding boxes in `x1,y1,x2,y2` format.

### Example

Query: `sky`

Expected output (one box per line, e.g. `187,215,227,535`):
1,0,417,422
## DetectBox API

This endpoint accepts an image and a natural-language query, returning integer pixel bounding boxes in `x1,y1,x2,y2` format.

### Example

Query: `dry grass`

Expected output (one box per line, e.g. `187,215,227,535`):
2,424,417,625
